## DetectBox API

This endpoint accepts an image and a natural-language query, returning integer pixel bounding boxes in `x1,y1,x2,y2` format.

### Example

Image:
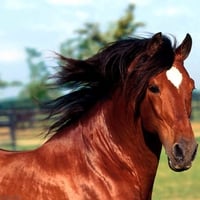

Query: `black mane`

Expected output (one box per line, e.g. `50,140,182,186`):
45,34,175,134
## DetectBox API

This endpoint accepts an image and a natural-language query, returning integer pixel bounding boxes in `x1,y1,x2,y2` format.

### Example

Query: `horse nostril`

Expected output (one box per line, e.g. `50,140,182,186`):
173,143,184,161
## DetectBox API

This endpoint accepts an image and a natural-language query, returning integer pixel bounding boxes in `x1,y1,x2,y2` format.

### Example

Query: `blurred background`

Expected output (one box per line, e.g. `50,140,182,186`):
0,0,200,199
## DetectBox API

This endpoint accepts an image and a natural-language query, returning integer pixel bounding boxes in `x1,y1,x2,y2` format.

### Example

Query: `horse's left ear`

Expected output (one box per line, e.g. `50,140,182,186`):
175,34,192,60
147,32,163,57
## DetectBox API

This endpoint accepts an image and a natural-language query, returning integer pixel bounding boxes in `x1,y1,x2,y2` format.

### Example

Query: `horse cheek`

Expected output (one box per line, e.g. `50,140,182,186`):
141,93,162,134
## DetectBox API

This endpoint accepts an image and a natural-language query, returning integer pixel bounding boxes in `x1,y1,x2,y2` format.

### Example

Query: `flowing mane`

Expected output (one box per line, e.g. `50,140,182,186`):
46,34,175,134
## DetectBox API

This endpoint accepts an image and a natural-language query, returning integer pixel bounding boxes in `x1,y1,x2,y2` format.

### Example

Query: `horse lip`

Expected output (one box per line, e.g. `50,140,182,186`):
167,157,192,172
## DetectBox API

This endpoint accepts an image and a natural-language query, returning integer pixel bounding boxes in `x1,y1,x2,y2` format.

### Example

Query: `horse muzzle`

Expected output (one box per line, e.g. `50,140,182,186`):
167,141,198,172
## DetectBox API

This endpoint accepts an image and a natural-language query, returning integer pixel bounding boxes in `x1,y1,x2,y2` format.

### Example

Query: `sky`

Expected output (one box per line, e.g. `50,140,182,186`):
0,0,200,99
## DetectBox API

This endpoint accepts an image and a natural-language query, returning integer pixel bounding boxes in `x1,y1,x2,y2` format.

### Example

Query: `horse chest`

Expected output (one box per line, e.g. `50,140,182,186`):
58,166,147,200
62,178,142,200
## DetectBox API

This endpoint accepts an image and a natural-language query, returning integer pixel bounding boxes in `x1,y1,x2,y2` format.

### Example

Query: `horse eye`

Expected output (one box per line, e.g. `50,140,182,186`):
149,85,160,93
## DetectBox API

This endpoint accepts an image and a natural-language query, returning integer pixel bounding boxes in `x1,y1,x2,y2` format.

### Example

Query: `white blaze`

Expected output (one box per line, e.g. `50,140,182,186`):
166,66,183,89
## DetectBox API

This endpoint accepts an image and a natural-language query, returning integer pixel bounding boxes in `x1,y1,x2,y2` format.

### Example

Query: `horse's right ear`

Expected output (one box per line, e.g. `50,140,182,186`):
175,33,192,61
147,32,163,57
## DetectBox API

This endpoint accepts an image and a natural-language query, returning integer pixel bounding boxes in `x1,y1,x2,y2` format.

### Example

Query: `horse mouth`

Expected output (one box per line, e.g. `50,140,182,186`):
167,157,192,172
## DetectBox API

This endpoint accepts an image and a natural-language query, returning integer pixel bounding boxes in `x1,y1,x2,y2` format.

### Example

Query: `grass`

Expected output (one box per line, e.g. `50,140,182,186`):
0,123,200,199
0,127,45,151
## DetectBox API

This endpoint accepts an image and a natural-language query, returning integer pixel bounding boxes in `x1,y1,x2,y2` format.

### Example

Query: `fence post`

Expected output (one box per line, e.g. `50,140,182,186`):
9,113,16,150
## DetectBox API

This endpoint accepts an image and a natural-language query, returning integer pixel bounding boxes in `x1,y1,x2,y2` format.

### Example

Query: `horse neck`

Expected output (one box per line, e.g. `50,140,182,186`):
95,93,162,167
50,89,162,167
47,90,162,198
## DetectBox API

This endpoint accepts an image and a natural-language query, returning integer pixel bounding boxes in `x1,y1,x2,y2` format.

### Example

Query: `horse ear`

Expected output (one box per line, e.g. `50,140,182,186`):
175,34,192,60
147,32,163,57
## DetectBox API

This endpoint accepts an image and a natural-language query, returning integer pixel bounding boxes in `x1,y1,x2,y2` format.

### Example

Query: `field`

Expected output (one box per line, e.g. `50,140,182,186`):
0,122,200,199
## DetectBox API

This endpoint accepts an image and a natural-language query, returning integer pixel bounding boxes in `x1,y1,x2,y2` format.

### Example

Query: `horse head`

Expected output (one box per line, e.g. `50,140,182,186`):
140,33,198,172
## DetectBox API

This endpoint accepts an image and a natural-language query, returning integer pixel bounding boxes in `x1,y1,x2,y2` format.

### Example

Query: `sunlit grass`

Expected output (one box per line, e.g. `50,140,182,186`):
0,127,44,150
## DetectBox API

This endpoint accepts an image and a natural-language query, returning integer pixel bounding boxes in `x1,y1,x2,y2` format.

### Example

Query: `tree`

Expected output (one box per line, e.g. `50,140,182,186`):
0,76,22,88
0,79,8,88
60,4,144,59
19,48,51,100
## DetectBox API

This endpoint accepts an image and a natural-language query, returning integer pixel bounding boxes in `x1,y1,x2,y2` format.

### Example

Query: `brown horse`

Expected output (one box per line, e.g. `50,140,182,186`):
0,33,198,200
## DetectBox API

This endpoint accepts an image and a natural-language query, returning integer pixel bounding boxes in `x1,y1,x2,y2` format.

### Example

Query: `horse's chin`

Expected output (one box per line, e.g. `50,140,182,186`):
167,157,192,172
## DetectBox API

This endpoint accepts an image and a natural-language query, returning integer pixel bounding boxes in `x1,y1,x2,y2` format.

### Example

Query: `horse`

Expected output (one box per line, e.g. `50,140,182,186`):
0,33,198,200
